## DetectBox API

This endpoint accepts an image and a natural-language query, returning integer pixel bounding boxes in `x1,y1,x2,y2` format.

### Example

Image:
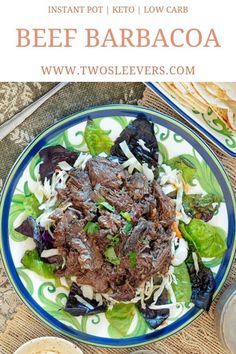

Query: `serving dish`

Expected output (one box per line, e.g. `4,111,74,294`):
0,104,235,347
146,83,236,157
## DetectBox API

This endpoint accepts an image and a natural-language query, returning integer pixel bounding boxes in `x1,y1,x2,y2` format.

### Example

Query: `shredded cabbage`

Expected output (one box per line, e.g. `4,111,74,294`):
192,252,200,274
73,152,92,170
81,285,94,301
58,161,73,171
41,249,60,258
119,140,154,181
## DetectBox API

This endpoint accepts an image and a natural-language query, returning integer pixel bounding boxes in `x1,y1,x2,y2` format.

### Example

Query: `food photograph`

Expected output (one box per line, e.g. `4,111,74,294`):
0,82,235,354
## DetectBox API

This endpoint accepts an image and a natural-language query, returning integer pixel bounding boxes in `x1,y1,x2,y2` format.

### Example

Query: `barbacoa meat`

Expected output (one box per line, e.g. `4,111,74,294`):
51,156,175,301
86,157,127,189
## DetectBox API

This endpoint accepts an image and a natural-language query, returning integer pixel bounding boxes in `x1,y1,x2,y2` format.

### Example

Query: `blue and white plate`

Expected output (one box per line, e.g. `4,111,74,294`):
0,105,235,347
146,83,236,157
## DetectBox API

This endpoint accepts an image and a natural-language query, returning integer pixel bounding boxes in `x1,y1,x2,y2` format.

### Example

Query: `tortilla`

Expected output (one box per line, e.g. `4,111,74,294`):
160,82,236,132
159,82,209,113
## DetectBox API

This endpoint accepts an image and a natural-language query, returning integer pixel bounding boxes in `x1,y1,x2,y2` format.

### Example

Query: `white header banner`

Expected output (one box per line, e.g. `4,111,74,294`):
0,0,235,81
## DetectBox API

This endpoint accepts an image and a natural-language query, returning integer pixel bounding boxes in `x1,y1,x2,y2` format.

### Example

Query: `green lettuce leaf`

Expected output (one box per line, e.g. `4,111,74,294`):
105,303,136,337
180,219,227,258
167,155,196,184
21,248,58,278
172,262,192,303
84,119,113,155
23,194,42,218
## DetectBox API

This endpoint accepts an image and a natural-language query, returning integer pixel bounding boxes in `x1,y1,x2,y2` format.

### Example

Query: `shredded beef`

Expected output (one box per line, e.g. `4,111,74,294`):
51,156,175,301
86,156,127,189
126,172,150,201
152,180,176,227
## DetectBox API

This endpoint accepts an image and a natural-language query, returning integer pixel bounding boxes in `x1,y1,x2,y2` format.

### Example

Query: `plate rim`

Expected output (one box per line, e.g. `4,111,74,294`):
1,103,235,347
145,82,236,157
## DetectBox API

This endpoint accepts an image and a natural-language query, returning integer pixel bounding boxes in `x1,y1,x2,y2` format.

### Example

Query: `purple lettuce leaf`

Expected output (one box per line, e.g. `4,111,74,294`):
39,145,78,182
15,217,54,254
15,216,36,238
110,116,159,168
65,282,107,316
137,288,169,329
187,263,215,311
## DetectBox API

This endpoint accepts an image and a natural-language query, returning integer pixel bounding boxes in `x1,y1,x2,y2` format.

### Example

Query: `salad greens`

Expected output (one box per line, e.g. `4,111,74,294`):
183,193,220,222
65,282,106,316
167,155,196,184
172,263,192,303
110,117,159,168
84,119,113,156
180,219,227,258
185,251,215,311
39,145,78,182
105,303,136,337
15,193,42,219
16,217,54,254
137,289,170,329
21,248,58,279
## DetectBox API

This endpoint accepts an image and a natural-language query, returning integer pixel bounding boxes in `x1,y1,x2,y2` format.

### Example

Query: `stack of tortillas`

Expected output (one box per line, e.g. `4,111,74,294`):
159,83,236,131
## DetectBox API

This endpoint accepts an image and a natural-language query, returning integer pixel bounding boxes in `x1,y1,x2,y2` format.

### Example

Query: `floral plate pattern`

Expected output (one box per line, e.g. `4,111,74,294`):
146,83,236,157
0,105,235,347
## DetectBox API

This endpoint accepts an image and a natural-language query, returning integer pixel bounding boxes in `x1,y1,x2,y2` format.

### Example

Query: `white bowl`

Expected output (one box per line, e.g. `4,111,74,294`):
14,336,83,354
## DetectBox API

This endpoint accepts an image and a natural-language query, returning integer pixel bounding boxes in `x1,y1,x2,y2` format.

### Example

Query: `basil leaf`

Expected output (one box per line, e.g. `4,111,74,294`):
84,119,113,156
21,248,58,278
180,219,227,258
83,221,100,234
128,251,137,269
172,263,192,303
120,211,132,222
104,246,120,266
123,222,133,235
105,303,136,337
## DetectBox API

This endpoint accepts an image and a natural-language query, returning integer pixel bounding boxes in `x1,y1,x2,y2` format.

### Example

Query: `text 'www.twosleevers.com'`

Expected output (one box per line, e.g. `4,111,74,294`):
41,65,195,76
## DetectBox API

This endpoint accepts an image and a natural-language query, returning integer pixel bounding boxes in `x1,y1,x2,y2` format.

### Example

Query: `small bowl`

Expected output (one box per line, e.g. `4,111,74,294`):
215,284,236,354
14,336,83,354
